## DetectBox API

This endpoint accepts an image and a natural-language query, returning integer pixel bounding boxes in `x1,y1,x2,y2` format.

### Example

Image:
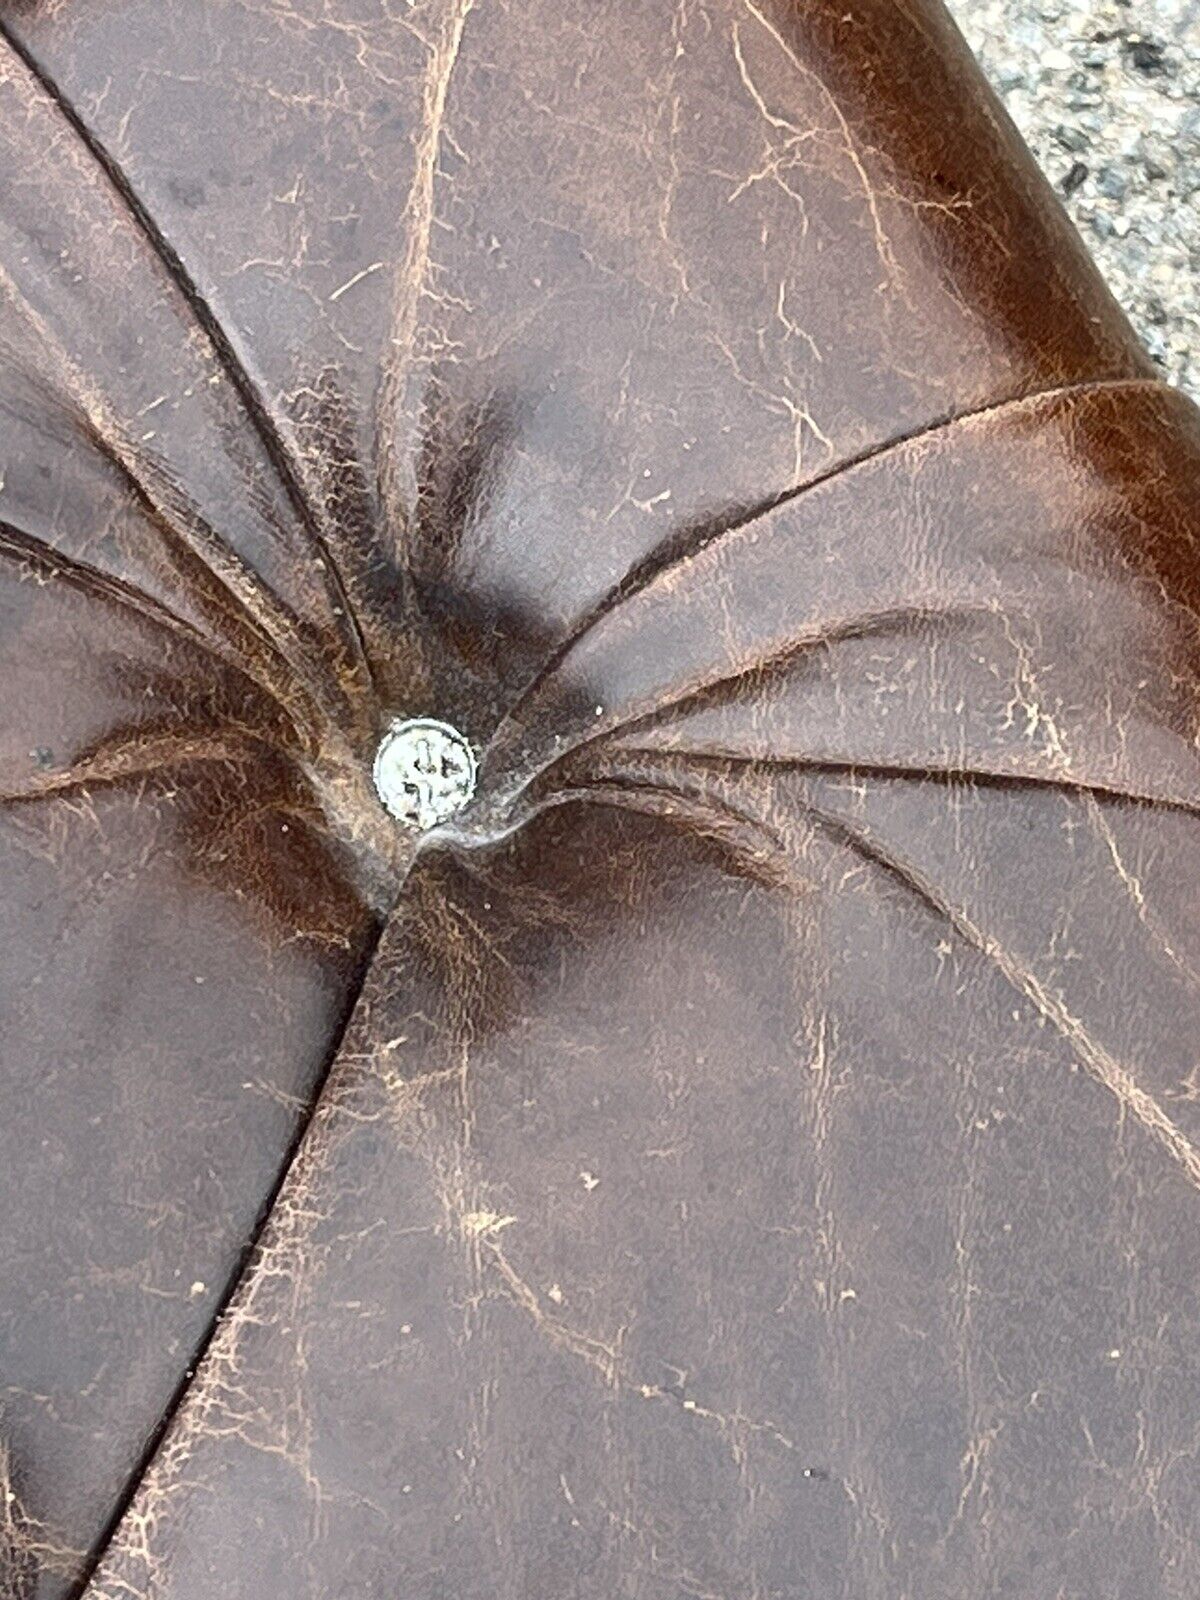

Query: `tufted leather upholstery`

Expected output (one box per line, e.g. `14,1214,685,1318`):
2,2,1200,1595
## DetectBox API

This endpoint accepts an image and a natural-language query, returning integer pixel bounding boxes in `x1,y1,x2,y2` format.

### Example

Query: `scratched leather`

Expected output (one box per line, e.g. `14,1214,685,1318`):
1,0,1199,1596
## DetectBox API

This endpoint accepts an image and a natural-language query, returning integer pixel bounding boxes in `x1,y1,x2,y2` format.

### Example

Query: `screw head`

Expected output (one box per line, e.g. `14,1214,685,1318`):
372,717,477,831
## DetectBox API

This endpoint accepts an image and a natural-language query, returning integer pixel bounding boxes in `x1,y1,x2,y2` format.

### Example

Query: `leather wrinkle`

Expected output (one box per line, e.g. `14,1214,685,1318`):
0,253,343,753
0,523,329,827
0,21,375,733
373,0,479,561
605,743,1200,830
491,373,1175,764
540,735,1200,1202
0,515,242,670
482,374,1187,813
52,912,389,1600
796,797,1200,1194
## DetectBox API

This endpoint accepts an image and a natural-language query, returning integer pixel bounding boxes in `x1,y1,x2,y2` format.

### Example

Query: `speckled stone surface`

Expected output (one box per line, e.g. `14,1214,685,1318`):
949,0,1200,399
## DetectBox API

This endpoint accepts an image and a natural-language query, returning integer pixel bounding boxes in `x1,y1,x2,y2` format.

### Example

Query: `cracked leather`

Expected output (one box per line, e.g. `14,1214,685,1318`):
2,1,1199,1596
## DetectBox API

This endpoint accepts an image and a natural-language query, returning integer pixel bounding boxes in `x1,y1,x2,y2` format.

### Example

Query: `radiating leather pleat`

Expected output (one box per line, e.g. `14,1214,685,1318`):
479,381,1200,823
0,34,374,743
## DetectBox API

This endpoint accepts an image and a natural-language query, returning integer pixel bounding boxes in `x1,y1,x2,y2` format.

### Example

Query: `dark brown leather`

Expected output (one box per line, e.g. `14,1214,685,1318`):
2,2,1199,1595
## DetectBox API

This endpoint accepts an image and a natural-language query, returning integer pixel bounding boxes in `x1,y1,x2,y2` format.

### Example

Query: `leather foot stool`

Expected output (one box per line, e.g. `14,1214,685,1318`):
2,3,1199,1595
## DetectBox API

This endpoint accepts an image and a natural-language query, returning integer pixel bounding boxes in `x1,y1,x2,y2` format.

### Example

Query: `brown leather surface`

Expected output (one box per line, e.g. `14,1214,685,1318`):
1,1,1199,1595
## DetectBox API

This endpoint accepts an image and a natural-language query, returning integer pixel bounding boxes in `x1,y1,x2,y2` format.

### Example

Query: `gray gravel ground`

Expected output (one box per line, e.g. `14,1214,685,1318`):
948,0,1200,399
